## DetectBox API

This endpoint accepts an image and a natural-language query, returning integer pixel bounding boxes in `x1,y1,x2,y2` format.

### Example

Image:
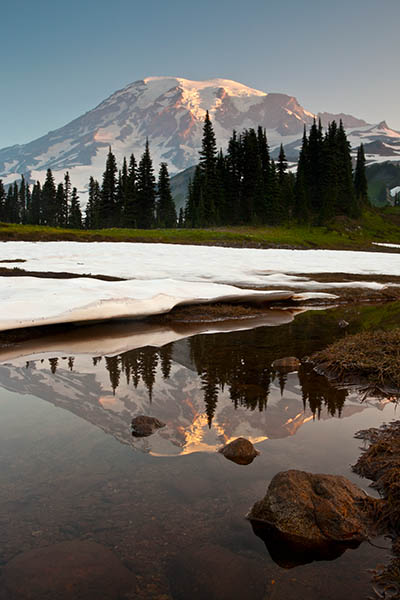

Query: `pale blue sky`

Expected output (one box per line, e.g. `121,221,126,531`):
2,0,399,148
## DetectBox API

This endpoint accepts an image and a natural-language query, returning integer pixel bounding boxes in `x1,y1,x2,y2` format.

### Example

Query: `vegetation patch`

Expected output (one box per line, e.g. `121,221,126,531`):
311,328,400,392
353,421,400,598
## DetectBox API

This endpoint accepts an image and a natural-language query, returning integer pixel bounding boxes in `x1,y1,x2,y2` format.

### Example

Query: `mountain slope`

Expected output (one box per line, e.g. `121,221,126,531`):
1,76,399,202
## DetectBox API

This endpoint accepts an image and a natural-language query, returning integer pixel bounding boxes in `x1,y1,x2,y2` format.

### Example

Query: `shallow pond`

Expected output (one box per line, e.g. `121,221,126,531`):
0,302,399,599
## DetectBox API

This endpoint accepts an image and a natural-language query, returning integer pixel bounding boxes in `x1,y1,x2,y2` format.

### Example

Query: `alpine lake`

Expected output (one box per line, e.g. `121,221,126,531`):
0,301,399,600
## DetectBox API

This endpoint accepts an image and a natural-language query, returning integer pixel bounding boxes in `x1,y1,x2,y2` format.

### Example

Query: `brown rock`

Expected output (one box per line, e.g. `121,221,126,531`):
131,415,165,437
247,470,371,566
271,356,300,371
218,437,259,465
2,540,135,600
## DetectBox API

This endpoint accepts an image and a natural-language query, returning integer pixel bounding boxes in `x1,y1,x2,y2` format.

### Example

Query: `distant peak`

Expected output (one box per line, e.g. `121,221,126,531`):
142,76,267,97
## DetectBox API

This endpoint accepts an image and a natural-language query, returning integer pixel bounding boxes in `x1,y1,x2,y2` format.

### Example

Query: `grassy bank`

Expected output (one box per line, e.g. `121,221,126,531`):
312,328,400,390
0,209,399,249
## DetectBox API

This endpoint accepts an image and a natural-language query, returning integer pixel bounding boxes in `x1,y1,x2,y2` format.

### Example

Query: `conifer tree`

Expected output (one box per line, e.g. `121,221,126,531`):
61,172,71,226
136,140,156,228
41,168,57,226
123,153,137,228
55,183,65,227
0,180,6,221
25,184,31,223
199,110,217,225
354,144,368,206
85,176,100,229
68,187,82,229
99,147,117,227
156,162,177,227
4,187,14,222
277,144,288,184
30,182,42,224
18,175,27,224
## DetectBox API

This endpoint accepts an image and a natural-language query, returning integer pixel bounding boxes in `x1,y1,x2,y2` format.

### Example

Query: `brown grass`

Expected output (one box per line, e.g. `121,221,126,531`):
353,422,400,598
312,329,400,390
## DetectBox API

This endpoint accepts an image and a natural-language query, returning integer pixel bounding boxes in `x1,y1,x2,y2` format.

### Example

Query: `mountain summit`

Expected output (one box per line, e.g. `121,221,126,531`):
1,76,400,194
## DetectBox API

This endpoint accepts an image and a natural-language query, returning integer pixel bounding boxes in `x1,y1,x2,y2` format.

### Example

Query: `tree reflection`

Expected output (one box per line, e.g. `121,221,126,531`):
41,315,352,423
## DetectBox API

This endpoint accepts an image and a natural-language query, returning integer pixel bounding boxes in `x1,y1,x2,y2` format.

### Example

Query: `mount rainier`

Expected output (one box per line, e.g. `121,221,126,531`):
1,76,400,197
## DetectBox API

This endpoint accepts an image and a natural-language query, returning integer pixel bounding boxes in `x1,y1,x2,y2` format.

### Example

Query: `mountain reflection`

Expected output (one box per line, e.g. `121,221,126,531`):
33,332,349,425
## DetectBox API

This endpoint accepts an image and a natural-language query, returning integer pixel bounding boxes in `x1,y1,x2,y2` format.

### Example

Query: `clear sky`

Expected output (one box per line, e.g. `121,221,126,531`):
2,0,399,148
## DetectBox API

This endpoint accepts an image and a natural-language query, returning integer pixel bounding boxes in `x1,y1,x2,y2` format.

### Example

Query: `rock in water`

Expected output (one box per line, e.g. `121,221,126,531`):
1,540,135,600
131,415,165,437
247,469,372,567
219,437,260,465
271,356,300,371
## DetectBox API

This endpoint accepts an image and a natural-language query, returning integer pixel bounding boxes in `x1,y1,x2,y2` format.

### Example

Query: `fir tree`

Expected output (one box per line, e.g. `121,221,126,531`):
136,140,156,229
354,144,368,206
68,187,82,229
41,168,57,226
55,183,65,227
30,181,42,224
277,144,288,184
199,110,217,225
156,162,177,227
0,180,5,221
123,153,137,228
18,175,27,224
61,172,71,226
85,176,100,229
99,147,117,227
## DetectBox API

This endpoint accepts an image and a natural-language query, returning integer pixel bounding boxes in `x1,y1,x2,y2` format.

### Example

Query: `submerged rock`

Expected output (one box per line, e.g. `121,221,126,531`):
338,319,349,328
1,540,135,600
247,469,372,567
131,415,165,437
271,356,300,371
218,437,260,465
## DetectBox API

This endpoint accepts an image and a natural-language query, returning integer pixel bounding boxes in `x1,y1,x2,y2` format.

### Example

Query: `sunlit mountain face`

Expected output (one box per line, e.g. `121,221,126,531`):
1,76,399,196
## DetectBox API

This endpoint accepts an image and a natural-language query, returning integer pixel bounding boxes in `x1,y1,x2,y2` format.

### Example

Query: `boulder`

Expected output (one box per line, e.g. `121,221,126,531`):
271,357,300,372
1,540,135,600
247,469,372,567
218,437,259,465
131,415,165,437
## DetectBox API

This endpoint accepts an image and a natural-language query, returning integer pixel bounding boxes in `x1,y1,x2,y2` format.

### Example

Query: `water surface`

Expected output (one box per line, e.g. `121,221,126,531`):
0,303,398,599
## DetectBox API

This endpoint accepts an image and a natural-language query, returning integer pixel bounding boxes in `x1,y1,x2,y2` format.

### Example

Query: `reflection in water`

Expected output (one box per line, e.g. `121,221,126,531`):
250,520,360,568
0,304,399,599
30,332,348,426
0,306,391,459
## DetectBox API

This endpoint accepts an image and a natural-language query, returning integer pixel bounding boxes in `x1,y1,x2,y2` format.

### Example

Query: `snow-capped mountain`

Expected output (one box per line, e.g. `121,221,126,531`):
1,76,399,196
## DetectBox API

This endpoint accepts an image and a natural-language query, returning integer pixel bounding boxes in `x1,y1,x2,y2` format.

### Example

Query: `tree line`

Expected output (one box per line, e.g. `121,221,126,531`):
0,141,177,229
0,114,368,229
184,111,369,227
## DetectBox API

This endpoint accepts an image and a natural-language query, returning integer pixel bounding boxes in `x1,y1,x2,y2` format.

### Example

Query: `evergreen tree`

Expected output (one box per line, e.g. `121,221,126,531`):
61,172,71,226
136,140,156,228
277,144,288,184
99,147,117,227
85,176,100,229
55,183,65,226
30,181,42,224
354,144,368,206
18,175,27,224
336,120,360,218
156,162,177,227
68,187,82,228
199,110,217,225
41,169,57,226
0,180,6,221
123,153,137,228
178,207,184,227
